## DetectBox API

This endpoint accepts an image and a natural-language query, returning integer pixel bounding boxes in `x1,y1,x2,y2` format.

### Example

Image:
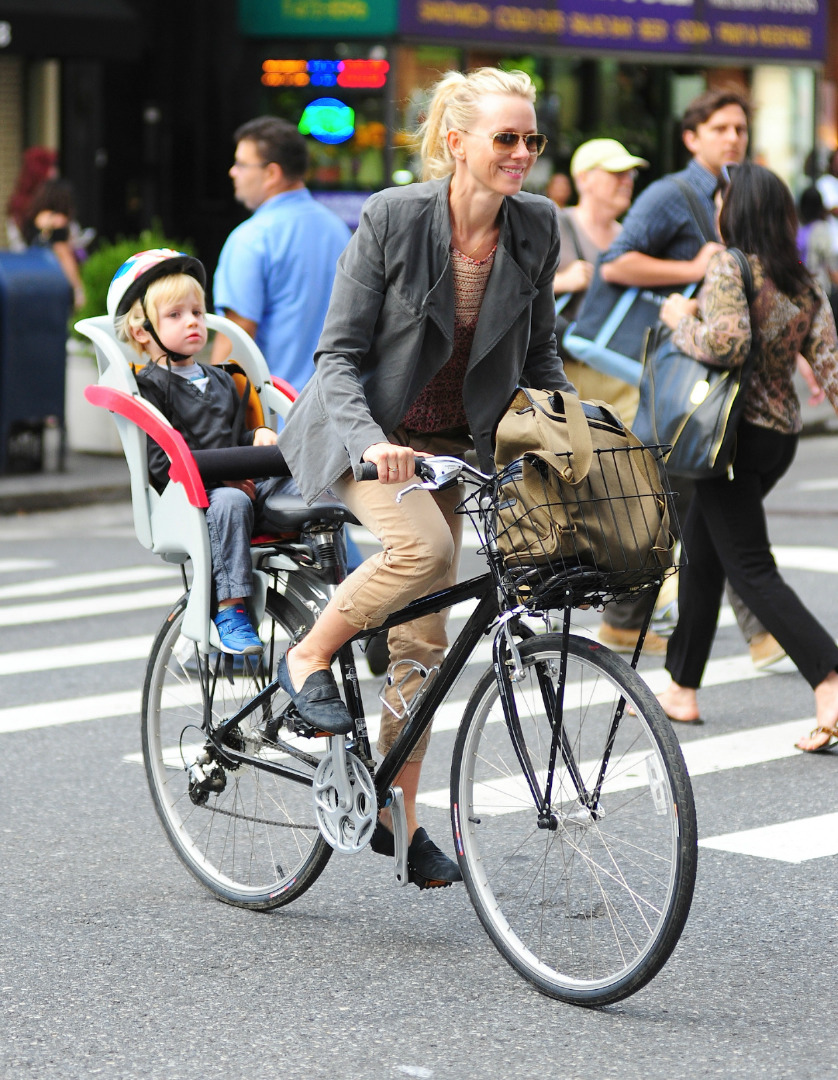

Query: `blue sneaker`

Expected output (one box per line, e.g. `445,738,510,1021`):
213,606,263,655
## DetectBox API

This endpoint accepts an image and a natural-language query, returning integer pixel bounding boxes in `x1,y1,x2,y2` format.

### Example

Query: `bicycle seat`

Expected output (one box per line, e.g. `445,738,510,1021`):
76,313,297,653
261,492,360,534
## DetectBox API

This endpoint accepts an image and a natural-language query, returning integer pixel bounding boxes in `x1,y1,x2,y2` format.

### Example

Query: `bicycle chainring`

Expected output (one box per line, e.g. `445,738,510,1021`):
312,746,377,854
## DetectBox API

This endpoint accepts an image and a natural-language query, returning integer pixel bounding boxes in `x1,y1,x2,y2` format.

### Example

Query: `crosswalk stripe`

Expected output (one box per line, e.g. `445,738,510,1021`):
0,690,141,733
700,813,838,863
0,587,180,627
0,636,153,676
0,559,54,574
0,565,178,600
772,546,838,574
417,716,813,811
1,554,834,864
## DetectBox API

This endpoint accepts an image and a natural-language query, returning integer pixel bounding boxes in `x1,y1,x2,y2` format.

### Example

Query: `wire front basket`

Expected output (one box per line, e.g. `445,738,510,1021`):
459,444,682,612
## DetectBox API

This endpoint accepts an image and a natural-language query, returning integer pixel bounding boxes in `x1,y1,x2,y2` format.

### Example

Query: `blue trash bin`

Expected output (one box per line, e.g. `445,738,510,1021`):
0,248,71,472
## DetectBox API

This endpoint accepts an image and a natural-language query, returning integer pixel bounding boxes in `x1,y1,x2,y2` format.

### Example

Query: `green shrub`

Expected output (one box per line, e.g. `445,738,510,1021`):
72,224,195,336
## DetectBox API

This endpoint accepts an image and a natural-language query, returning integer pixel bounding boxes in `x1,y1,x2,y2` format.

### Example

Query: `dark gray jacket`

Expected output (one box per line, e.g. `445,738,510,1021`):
279,175,574,502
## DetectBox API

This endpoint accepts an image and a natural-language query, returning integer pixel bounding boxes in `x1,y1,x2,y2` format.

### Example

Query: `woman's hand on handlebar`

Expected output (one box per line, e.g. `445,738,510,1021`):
361,443,429,484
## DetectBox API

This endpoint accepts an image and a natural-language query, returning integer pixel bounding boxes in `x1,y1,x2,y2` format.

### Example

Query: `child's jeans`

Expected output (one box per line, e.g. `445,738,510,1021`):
206,476,297,604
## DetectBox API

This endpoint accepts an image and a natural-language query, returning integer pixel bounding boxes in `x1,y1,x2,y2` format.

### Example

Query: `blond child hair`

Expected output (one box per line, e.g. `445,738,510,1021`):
116,272,205,358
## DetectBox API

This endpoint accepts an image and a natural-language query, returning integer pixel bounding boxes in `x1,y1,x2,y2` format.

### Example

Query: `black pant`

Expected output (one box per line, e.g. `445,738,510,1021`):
666,421,838,689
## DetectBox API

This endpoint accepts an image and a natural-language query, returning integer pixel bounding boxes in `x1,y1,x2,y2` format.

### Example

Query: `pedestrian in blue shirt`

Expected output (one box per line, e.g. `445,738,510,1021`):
212,116,351,392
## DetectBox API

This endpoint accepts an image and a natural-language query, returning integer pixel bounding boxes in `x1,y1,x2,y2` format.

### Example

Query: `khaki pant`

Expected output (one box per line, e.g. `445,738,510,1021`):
333,429,471,762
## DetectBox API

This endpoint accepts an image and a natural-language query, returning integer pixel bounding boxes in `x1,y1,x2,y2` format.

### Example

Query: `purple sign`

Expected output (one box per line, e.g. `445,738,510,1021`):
399,0,826,63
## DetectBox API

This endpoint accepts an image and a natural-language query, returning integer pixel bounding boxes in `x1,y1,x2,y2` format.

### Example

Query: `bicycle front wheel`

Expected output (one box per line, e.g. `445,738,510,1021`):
451,632,697,1006
142,582,331,910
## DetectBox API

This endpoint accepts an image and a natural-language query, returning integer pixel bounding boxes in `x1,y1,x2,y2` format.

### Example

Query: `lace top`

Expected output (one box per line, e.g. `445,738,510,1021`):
672,248,838,435
401,246,496,432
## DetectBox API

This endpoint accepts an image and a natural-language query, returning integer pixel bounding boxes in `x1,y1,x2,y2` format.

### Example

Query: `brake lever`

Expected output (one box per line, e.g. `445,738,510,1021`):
395,456,463,503
395,480,434,503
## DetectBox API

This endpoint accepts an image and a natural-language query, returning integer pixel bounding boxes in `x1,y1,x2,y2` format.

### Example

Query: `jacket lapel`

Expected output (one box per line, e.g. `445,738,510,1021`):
469,208,538,367
423,178,455,343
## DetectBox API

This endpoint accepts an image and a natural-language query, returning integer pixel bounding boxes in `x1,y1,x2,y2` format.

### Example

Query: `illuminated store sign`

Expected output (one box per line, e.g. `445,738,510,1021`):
240,0,398,37
299,97,356,143
262,58,389,88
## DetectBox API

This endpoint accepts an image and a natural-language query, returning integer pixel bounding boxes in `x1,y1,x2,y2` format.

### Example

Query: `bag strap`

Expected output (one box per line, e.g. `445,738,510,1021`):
519,387,594,482
673,176,717,245
727,247,754,305
727,247,759,391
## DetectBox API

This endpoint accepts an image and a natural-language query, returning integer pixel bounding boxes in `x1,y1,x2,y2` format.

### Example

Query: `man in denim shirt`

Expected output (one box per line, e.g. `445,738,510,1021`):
601,88,749,290
599,88,784,671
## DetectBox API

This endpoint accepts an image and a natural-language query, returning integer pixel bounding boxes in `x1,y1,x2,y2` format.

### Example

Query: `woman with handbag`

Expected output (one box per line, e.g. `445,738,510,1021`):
277,67,575,883
655,162,838,752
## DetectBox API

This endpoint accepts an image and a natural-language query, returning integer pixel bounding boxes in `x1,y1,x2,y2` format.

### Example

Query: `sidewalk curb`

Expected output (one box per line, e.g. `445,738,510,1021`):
0,480,130,516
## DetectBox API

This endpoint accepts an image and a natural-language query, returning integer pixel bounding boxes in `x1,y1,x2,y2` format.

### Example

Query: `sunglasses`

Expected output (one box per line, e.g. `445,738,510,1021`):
461,130,548,156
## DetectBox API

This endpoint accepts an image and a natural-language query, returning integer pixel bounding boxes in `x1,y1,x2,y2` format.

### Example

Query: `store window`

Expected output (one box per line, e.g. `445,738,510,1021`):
254,41,393,192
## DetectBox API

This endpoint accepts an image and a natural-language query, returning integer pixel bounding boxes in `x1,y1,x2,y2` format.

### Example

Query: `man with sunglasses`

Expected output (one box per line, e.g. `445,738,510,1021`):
212,116,351,391
599,88,783,672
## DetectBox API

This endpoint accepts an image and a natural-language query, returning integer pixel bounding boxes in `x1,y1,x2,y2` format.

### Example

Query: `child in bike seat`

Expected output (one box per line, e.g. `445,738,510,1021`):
109,247,293,656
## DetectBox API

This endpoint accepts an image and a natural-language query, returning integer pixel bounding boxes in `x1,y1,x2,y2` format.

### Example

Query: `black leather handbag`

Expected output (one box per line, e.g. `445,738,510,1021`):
632,247,756,480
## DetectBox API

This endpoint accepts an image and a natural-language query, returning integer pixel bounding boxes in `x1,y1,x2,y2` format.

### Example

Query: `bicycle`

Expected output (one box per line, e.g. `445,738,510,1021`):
141,449,697,1007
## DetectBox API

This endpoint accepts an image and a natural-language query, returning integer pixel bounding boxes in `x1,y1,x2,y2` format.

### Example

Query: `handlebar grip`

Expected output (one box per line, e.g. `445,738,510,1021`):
358,458,430,482
358,461,382,481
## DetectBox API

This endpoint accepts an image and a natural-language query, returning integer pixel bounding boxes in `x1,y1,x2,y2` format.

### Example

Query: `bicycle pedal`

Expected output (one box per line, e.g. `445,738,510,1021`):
409,872,453,891
283,708,333,740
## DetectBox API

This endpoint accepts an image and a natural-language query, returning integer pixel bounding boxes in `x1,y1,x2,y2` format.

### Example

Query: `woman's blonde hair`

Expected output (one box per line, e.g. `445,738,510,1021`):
418,67,537,181
116,272,205,357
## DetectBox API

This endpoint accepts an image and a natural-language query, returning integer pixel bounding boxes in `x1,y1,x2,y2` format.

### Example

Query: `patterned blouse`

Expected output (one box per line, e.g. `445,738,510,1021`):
672,248,838,435
401,245,496,433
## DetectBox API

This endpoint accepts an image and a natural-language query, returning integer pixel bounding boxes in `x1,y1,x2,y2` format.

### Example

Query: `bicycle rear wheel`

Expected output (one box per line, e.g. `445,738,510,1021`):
142,578,331,909
451,632,697,1005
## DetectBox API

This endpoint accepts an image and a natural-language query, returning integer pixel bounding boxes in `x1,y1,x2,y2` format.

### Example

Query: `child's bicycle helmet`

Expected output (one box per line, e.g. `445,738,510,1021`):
107,248,206,321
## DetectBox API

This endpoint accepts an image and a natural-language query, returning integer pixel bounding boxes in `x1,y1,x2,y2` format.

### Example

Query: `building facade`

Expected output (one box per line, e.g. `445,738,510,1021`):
1,0,835,284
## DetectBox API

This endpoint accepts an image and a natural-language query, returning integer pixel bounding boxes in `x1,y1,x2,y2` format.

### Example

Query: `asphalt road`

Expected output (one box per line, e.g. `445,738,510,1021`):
2,435,838,1079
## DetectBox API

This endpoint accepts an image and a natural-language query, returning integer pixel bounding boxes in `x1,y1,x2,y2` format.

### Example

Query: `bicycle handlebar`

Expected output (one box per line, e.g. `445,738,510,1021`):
358,455,492,490
358,458,434,482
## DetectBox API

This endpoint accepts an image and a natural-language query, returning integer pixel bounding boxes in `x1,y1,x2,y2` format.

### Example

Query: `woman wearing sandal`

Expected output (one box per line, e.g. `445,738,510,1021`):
653,162,838,752
277,67,575,884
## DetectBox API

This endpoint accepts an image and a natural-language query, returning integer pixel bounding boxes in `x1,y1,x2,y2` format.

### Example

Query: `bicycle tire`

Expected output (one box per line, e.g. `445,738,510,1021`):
451,632,697,1006
141,578,332,910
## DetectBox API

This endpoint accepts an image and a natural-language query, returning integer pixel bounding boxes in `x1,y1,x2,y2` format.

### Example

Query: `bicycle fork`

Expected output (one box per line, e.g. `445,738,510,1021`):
492,608,605,828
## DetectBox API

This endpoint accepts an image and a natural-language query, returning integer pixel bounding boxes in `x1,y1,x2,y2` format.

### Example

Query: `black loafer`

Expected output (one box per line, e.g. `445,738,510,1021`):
370,822,462,889
277,653,353,736
407,827,463,889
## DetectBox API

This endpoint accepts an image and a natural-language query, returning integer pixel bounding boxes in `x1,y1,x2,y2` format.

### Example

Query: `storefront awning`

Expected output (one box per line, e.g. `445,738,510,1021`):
398,0,827,66
0,0,142,60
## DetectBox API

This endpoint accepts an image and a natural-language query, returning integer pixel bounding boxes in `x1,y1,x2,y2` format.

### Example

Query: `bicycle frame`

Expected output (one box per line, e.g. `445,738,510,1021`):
205,571,500,794
201,451,659,824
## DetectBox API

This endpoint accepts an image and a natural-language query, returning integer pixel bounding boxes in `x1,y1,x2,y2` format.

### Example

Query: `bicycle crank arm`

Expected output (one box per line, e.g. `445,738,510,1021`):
386,786,410,887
